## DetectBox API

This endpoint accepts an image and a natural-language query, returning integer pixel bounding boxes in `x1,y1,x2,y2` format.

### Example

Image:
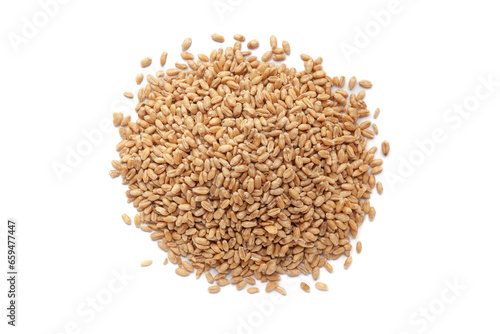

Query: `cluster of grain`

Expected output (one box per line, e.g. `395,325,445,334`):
111,34,388,293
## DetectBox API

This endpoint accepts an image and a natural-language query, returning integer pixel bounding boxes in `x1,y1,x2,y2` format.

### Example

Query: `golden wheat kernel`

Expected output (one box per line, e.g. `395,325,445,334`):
247,39,259,49
300,282,310,292
247,287,260,294
181,38,192,51
211,34,224,43
160,52,168,66
140,57,152,67
315,282,328,291
208,285,221,293
359,80,373,88
122,214,131,225
141,260,152,267
282,40,291,54
233,34,245,41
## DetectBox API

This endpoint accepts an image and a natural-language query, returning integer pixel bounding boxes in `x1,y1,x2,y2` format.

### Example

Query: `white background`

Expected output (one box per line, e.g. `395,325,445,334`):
1,0,499,333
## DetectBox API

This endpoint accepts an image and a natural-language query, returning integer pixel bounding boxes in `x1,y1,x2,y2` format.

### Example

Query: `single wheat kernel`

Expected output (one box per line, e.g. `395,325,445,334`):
208,285,221,293
163,257,168,265
247,287,259,294
275,286,287,295
175,268,190,276
133,215,141,227
211,34,224,43
181,38,192,51
270,35,277,49
123,92,133,98
140,57,152,68
247,39,259,49
382,141,390,155
356,241,362,253
376,182,383,194
233,34,245,41
300,282,311,292
324,262,333,273
349,76,357,90
160,52,168,66
141,260,152,267
282,40,291,54
122,214,131,225
359,80,373,88
135,74,144,85
266,281,278,292
374,108,380,118
344,256,353,269
315,282,328,291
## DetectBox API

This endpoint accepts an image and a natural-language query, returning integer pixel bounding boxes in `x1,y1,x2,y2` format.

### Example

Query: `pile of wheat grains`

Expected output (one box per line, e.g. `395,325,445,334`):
110,34,388,293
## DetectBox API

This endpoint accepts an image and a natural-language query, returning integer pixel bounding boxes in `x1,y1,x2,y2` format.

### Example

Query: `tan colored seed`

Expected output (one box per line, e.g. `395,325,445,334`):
275,286,286,295
266,281,278,292
374,108,380,118
175,268,190,276
273,54,285,61
349,76,357,90
160,52,168,66
270,35,277,49
381,141,390,155
369,207,376,220
140,57,152,68
112,112,123,126
312,267,320,280
123,92,133,98
133,215,141,227
163,257,168,265
324,262,333,273
205,271,214,284
181,38,192,51
282,40,290,54
135,74,144,85
262,51,272,62
356,241,362,253
247,39,259,49
359,80,372,88
233,34,245,41
344,256,353,269
122,214,131,225
211,34,224,43
180,51,194,60
141,260,152,267
208,285,221,293
300,282,310,292
376,182,383,194
247,287,259,294
315,282,328,291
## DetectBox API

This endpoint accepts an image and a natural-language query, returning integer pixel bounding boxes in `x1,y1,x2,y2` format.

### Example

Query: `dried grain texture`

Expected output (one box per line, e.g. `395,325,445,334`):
300,282,310,292
140,57,152,68
122,214,131,225
181,38,192,51
141,260,152,267
211,34,225,43
382,141,390,155
247,287,260,294
112,36,386,291
356,241,362,253
315,282,328,291
208,285,221,293
234,34,245,41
